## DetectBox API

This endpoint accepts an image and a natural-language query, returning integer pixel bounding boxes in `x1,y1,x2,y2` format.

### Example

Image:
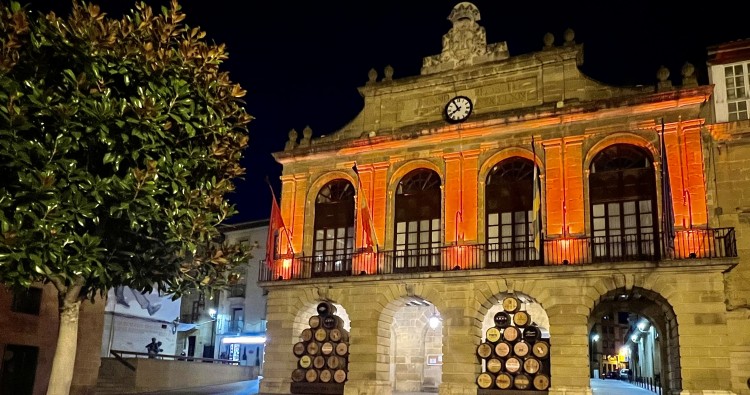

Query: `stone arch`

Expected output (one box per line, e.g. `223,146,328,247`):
587,280,681,394
477,147,544,243
385,160,444,250
582,133,663,238
302,171,357,256
371,283,446,391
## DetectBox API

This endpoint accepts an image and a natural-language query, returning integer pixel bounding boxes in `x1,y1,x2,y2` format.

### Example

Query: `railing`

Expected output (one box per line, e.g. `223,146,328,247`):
259,228,737,282
228,284,246,298
110,349,239,365
216,318,244,334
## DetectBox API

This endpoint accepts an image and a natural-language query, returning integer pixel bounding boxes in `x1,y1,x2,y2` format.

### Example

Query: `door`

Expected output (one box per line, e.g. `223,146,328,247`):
1,345,39,395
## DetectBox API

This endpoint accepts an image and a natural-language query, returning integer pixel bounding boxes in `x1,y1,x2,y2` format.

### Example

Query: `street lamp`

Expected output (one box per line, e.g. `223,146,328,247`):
590,332,599,378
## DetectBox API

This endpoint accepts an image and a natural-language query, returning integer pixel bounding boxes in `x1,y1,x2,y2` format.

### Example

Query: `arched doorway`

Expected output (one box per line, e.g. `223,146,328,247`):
588,287,680,394
394,169,442,272
388,296,443,393
589,144,658,261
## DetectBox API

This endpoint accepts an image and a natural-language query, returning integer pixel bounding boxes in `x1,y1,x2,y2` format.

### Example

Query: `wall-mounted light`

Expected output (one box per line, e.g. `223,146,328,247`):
208,308,217,320
428,306,441,330
171,317,179,335
591,333,600,342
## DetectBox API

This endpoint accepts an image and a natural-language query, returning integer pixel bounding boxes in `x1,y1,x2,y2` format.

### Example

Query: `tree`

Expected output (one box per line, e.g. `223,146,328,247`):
0,1,252,394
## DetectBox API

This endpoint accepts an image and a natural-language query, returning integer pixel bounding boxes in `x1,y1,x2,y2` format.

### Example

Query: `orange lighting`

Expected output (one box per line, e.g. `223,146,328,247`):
445,245,471,270
544,238,589,265
353,250,377,275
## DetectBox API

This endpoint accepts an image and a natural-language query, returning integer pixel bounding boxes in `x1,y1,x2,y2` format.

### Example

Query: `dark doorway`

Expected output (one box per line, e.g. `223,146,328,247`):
187,335,196,357
0,344,39,395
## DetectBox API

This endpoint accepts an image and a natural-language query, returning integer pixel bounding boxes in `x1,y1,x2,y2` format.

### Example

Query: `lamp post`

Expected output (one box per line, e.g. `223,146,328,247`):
590,333,599,378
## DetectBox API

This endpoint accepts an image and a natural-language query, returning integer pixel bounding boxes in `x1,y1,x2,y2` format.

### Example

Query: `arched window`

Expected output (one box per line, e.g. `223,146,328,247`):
313,179,355,276
589,144,658,261
394,169,441,272
485,157,539,266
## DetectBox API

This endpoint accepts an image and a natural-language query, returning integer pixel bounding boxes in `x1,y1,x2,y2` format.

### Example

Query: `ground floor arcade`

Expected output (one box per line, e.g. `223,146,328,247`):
259,260,742,395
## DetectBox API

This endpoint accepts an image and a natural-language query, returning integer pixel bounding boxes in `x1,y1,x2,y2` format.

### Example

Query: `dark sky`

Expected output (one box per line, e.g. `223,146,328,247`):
19,0,750,223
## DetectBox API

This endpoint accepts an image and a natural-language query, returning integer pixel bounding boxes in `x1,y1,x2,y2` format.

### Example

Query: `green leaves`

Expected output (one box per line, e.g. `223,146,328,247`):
0,0,251,301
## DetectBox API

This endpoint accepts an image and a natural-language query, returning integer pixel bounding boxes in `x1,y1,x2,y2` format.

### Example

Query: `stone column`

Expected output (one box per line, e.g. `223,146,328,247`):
438,288,480,395
343,289,392,395
546,302,592,395
258,290,301,394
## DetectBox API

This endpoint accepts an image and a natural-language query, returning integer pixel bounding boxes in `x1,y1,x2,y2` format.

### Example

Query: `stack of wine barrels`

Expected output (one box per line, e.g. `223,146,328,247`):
291,302,349,385
476,296,551,392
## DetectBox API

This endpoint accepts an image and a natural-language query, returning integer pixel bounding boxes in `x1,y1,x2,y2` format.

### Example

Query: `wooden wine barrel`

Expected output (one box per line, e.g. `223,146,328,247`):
317,301,337,317
485,326,502,343
504,356,522,374
305,368,318,383
486,358,503,373
314,328,329,342
514,373,531,390
319,369,333,383
301,328,313,342
476,372,494,389
322,315,343,329
321,342,334,356
493,311,511,327
523,357,541,374
330,327,349,342
335,342,349,356
501,296,521,313
495,372,513,390
306,342,320,356
512,311,531,327
313,355,326,369
512,341,530,357
293,342,306,357
533,373,551,390
333,369,347,383
532,340,550,358
477,342,493,359
326,355,347,370
494,341,511,358
299,355,312,369
502,326,520,342
291,368,306,382
309,315,322,328
521,326,541,343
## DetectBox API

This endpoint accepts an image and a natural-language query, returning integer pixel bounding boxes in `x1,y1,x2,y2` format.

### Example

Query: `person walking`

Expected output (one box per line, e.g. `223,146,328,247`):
146,338,162,358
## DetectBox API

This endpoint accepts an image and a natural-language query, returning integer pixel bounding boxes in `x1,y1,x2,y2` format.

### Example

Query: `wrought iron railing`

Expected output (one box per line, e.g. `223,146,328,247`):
258,228,737,282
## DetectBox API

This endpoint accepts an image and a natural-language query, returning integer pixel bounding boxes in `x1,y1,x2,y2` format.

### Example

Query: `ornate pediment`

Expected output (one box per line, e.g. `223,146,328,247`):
421,2,509,74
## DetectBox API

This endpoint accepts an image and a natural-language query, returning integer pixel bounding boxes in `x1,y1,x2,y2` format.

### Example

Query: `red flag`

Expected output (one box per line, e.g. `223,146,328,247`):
266,180,294,267
352,164,378,253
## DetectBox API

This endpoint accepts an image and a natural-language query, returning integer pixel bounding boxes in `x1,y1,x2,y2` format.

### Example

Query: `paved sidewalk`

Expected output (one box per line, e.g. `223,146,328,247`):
591,378,659,395
138,379,259,395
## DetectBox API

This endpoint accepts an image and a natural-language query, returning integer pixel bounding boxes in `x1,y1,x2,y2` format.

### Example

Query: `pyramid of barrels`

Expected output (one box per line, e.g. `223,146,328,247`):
291,301,349,387
476,296,551,392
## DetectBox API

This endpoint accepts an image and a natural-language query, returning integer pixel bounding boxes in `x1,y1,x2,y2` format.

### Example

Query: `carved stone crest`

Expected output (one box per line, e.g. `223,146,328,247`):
421,2,508,75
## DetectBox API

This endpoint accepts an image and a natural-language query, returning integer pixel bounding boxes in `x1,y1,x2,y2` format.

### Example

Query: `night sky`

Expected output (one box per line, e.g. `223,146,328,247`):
17,0,750,223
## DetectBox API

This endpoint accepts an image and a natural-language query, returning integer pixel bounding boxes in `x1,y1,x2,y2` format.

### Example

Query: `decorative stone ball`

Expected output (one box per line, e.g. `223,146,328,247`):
564,28,575,43
681,62,695,78
543,32,554,47
657,66,670,82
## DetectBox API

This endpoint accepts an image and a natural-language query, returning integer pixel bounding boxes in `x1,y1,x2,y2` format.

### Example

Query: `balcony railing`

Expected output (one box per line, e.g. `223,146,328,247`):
259,228,737,282
216,318,244,335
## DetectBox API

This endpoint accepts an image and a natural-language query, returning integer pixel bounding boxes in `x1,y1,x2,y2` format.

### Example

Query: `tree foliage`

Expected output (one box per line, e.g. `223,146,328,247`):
0,0,252,301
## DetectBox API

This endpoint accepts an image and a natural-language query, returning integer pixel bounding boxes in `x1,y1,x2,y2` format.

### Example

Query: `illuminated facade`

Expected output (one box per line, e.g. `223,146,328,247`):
259,3,746,395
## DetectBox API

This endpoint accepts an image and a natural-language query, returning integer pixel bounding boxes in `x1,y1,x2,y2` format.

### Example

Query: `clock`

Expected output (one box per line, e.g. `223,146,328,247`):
444,95,473,123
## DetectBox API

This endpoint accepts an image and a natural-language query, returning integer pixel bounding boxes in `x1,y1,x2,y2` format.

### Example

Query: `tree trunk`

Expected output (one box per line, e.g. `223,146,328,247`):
46,290,82,395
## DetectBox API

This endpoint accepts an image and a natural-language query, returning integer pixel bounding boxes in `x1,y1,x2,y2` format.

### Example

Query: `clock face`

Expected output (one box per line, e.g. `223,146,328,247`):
444,96,473,123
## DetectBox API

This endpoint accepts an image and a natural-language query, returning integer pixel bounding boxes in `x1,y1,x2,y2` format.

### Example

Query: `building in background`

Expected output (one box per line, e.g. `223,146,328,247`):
176,219,268,369
258,3,748,394
100,286,182,358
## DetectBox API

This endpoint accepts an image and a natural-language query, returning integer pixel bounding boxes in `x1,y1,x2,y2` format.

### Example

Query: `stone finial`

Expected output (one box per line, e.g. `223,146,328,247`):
563,28,575,45
681,62,698,88
367,68,377,83
383,65,394,81
284,129,298,151
657,65,673,92
543,32,555,49
299,125,312,148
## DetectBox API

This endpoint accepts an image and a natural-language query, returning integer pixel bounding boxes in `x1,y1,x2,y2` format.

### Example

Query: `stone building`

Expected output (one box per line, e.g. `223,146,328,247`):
259,2,749,395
